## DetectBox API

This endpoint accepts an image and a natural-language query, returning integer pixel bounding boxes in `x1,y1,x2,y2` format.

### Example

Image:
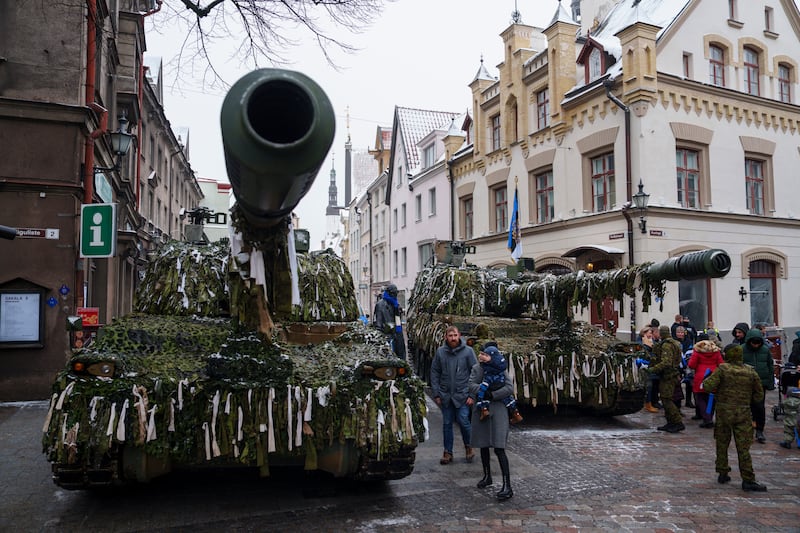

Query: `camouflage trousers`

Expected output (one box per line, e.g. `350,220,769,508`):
658,376,681,424
714,405,755,482
782,396,800,444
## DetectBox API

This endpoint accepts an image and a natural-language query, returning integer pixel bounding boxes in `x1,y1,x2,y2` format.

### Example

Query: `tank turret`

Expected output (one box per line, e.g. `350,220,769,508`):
43,70,427,489
407,248,731,416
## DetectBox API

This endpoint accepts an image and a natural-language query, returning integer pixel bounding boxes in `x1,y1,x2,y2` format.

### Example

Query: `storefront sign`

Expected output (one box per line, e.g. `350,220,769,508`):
608,232,625,240
77,307,101,326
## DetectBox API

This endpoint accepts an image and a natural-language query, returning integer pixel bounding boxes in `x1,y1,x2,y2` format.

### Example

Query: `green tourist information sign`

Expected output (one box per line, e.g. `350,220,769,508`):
80,203,117,258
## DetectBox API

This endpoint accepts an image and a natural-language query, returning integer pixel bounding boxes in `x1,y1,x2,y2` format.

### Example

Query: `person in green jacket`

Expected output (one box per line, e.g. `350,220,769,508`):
742,328,775,443
649,325,685,433
703,344,767,491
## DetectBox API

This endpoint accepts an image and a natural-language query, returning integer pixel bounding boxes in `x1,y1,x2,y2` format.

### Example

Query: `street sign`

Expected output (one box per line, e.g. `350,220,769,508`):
80,203,117,258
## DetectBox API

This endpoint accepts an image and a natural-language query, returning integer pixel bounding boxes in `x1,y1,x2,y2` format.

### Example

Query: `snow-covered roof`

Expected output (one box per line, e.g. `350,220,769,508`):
394,107,458,171
472,58,497,83
550,0,578,26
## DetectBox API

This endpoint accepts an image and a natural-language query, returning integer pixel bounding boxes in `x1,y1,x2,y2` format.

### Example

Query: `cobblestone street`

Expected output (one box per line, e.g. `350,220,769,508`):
2,395,799,532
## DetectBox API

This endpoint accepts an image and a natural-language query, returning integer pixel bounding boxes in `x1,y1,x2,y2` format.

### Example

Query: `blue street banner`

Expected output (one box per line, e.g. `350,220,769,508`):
507,186,522,261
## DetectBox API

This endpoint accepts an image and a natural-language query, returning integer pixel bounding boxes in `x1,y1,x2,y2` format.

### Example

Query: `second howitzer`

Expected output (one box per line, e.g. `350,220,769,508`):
407,248,730,416
43,69,427,489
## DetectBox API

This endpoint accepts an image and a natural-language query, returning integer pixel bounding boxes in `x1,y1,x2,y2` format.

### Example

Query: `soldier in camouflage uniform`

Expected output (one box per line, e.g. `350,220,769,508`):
702,344,767,491
648,325,685,432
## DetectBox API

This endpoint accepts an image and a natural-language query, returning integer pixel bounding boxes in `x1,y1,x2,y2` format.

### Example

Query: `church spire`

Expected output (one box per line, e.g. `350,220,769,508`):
326,153,339,215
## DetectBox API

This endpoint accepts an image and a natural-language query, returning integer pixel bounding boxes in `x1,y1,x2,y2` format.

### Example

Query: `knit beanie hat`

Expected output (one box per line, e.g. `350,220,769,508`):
481,346,502,359
723,343,743,363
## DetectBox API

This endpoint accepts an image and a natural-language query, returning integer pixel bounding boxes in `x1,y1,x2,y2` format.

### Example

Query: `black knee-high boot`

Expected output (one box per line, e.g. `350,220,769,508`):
495,448,513,501
477,448,492,488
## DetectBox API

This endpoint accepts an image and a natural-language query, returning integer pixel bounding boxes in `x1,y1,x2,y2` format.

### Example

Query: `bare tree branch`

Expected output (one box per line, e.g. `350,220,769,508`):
150,0,390,87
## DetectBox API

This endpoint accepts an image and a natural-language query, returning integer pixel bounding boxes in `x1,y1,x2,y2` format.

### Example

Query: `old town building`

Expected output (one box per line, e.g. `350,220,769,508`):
447,0,800,339
0,0,201,399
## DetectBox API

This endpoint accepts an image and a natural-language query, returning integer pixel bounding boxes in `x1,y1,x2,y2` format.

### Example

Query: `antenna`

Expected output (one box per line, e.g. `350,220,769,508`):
511,0,522,24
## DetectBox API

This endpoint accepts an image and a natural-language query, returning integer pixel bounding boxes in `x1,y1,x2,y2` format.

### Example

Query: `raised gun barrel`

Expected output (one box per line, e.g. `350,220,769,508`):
220,69,336,227
644,248,731,282
0,224,16,240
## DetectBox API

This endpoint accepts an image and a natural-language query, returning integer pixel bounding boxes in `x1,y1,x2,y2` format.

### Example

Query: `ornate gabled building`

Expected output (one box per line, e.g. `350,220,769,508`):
450,0,800,340
0,0,202,399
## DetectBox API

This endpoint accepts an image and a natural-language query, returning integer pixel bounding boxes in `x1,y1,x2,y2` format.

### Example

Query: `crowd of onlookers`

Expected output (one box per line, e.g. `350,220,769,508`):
636,314,800,492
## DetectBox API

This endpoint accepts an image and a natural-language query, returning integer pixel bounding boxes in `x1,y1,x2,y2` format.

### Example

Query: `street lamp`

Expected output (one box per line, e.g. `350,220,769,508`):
631,180,650,233
94,114,133,172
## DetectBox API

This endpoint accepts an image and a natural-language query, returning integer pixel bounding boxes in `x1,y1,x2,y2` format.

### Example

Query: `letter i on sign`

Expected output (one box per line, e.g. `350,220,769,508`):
90,212,104,246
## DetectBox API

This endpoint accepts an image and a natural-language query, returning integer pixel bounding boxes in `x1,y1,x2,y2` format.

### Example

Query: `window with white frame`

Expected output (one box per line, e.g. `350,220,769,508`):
392,208,397,232
428,187,436,216
393,250,398,277
419,242,434,269
588,48,603,81
401,247,407,276
414,194,422,222
422,145,436,169
401,203,407,227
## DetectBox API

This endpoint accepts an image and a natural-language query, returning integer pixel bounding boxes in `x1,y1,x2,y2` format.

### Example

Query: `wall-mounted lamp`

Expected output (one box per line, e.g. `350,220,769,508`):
739,286,748,301
631,179,650,233
93,114,133,172
586,262,594,272
355,207,362,225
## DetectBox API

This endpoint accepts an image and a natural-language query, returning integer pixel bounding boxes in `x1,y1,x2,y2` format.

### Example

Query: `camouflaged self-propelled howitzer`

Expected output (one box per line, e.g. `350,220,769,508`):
43,69,427,489
407,248,731,416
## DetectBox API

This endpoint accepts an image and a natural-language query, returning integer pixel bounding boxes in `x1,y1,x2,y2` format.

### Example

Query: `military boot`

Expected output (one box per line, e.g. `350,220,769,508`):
742,480,767,492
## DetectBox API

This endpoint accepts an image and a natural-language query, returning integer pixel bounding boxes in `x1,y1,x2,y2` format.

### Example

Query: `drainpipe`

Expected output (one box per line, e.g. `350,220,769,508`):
366,191,374,306
446,158,455,241
604,79,636,341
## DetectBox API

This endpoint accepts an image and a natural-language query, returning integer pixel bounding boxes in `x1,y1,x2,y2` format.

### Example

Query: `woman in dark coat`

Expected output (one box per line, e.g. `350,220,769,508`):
468,345,516,501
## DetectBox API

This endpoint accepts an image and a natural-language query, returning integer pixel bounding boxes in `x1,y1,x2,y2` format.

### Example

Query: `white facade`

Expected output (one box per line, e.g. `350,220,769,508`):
448,0,800,340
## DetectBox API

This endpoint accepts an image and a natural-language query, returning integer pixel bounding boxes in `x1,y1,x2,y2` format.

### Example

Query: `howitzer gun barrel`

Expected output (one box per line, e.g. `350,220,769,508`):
220,69,336,227
644,248,730,282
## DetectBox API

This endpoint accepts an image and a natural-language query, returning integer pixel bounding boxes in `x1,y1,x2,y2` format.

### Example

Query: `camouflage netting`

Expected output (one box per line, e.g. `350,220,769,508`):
407,263,660,414
408,262,667,321
135,241,229,316
43,315,427,471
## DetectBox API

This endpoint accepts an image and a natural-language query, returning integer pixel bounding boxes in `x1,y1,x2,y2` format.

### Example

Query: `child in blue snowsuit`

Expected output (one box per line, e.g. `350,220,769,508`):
475,345,523,424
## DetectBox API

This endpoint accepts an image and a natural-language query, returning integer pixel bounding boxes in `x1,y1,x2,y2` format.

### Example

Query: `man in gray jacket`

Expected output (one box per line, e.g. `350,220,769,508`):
431,325,477,464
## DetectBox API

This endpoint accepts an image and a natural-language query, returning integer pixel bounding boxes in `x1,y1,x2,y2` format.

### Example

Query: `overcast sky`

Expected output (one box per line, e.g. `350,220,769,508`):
144,0,562,248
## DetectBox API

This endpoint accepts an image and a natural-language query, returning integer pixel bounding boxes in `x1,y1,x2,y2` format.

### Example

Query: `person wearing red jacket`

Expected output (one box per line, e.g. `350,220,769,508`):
689,339,725,428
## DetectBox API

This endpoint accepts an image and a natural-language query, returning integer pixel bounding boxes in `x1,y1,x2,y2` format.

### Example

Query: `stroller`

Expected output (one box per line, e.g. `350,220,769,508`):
772,362,800,420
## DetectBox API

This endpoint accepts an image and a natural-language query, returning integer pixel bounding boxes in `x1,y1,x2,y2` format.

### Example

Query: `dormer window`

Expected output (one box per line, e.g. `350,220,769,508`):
577,40,607,84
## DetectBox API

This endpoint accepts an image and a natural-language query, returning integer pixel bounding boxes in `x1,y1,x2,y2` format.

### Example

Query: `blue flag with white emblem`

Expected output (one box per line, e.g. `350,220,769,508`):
507,186,522,261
